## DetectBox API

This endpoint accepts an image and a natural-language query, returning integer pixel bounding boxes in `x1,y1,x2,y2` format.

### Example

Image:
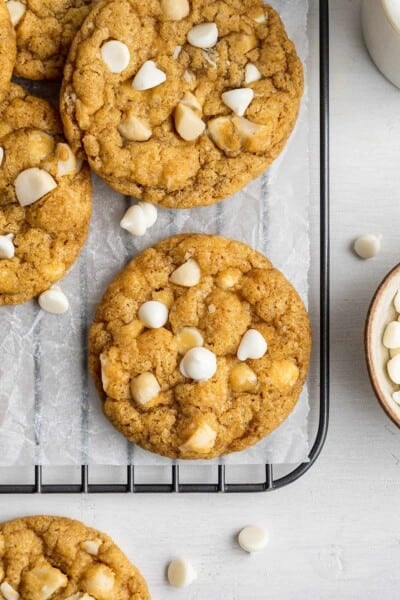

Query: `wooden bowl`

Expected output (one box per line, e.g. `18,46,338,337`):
365,263,400,427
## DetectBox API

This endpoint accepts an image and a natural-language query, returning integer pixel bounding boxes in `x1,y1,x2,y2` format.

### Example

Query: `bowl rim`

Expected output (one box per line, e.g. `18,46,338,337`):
365,261,400,428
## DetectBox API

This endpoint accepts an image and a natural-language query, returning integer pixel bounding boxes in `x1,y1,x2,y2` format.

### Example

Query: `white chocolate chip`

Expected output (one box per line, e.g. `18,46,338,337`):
167,559,197,588
0,582,20,600
138,300,169,328
183,70,195,82
170,259,201,287
202,50,218,68
176,326,204,354
100,40,130,73
180,91,202,115
353,234,381,259
132,60,166,91
388,354,400,384
207,116,235,152
0,147,4,166
394,289,400,313
0,233,15,259
232,115,264,139
270,360,299,389
254,12,267,23
161,0,190,20
81,564,115,600
208,303,216,314
180,347,217,381
187,22,218,49
383,321,400,349
392,391,400,404
216,268,242,289
230,363,257,392
118,115,152,141
174,103,205,141
14,168,57,207
238,525,268,553
27,564,68,600
173,45,182,59
120,205,147,236
179,422,217,452
100,353,111,395
222,88,254,117
6,0,26,26
120,201,157,235
81,539,102,555
26,131,54,164
131,372,161,406
244,63,262,84
38,285,69,315
138,201,158,227
56,143,81,177
237,329,267,361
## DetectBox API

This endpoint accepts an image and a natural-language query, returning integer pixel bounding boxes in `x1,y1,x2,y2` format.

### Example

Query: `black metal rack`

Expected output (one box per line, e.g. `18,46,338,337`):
0,0,329,494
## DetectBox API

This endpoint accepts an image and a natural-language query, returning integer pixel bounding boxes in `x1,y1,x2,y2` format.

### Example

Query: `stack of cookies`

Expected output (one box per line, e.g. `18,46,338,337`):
0,0,310,461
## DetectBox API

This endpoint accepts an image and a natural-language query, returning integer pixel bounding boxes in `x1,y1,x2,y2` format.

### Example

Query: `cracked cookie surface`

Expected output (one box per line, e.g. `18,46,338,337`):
60,0,303,208
89,234,311,460
0,84,92,306
0,0,16,102
10,0,95,80
0,515,150,599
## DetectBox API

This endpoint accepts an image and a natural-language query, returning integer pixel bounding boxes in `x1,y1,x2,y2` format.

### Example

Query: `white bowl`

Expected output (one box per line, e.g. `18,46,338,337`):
365,263,400,426
362,0,400,88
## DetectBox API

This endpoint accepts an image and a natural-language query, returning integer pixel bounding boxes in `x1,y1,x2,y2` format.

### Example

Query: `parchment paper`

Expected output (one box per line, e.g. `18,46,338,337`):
0,0,311,466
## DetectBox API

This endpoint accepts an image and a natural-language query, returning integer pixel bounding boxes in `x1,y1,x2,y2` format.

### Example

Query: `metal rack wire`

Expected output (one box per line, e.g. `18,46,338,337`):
0,0,329,494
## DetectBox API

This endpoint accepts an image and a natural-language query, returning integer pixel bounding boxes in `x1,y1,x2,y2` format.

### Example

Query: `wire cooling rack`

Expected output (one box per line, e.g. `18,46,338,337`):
0,0,329,494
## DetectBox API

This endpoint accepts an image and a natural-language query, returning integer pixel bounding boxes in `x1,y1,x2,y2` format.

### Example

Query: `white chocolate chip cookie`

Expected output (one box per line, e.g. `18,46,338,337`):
0,84,92,306
0,516,150,600
0,0,16,103
10,0,96,80
60,0,303,208
89,234,311,459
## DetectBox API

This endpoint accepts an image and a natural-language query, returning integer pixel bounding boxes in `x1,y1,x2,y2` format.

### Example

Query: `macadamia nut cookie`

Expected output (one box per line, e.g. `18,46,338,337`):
6,0,96,80
89,234,311,459
0,0,16,102
60,0,303,208
0,84,92,305
0,515,150,599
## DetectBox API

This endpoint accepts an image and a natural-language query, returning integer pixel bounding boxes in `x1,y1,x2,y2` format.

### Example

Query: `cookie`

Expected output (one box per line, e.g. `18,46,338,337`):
6,0,95,80
0,0,16,102
0,84,92,306
0,515,150,599
89,234,311,459
60,0,303,208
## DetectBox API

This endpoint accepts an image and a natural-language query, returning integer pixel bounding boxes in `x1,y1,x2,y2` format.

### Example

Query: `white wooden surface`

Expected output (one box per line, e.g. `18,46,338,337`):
4,2,400,598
